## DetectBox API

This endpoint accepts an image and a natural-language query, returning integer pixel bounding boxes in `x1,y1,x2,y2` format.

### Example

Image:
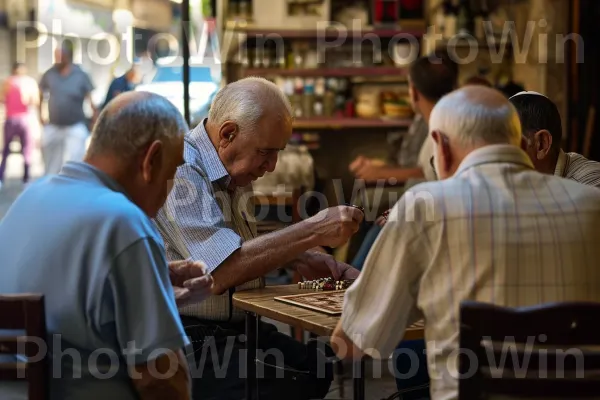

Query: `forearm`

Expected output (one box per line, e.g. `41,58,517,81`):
384,167,424,182
210,219,321,294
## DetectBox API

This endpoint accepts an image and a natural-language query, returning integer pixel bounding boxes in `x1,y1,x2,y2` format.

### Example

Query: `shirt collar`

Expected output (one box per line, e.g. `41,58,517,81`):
59,161,131,199
554,149,567,177
454,144,535,176
187,119,231,186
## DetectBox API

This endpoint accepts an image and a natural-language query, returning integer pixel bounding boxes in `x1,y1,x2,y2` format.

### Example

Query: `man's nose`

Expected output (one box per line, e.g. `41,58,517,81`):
265,154,278,173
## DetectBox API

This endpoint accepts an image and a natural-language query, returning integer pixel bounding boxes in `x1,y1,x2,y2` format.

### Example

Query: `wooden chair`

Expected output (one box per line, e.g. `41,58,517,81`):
0,294,47,400
459,301,600,399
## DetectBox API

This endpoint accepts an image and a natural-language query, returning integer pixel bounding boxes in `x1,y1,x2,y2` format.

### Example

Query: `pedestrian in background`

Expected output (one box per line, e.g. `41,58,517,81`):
39,43,97,175
0,63,39,190
101,61,142,110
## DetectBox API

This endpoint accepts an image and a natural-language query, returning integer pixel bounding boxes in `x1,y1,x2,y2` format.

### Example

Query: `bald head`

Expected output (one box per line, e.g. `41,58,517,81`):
87,91,188,158
430,86,522,147
208,77,292,133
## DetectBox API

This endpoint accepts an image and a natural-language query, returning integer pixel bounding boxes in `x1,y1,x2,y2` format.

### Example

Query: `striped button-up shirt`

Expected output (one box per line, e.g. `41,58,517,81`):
340,145,600,400
155,121,263,322
554,149,600,188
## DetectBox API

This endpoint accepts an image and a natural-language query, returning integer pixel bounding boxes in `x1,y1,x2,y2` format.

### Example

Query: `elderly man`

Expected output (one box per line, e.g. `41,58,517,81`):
331,86,600,400
509,91,600,187
154,77,363,400
0,92,213,400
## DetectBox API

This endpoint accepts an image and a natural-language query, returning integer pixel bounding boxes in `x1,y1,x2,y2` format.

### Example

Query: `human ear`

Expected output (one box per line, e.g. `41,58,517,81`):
218,121,238,149
533,129,553,160
141,140,163,183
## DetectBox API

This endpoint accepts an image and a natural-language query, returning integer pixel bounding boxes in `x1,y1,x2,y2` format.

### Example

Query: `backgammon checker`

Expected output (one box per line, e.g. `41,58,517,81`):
298,277,355,291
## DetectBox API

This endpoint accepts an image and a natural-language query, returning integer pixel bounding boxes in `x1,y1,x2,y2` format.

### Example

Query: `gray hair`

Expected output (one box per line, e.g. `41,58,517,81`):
208,77,292,131
87,92,188,157
429,87,522,147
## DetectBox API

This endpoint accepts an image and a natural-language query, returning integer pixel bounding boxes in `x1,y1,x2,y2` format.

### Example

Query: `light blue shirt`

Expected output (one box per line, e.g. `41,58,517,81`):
0,162,188,400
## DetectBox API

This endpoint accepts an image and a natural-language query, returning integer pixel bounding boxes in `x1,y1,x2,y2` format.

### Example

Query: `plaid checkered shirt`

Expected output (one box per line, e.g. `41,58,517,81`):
340,144,600,400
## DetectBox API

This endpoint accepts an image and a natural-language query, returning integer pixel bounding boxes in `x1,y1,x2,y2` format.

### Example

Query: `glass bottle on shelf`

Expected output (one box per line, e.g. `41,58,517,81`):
302,79,315,118
456,0,474,38
313,78,326,117
434,1,446,38
475,0,490,42
443,0,457,39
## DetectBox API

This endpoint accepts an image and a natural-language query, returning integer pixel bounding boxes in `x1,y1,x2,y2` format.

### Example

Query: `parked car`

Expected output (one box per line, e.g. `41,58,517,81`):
135,58,220,127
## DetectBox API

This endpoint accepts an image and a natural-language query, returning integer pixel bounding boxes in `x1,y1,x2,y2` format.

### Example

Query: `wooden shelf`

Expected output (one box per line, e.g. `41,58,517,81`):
293,117,412,130
243,66,407,78
237,27,425,40
433,37,512,49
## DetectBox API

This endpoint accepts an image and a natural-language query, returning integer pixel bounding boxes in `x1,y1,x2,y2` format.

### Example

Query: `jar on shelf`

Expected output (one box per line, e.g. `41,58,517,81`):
302,81,315,118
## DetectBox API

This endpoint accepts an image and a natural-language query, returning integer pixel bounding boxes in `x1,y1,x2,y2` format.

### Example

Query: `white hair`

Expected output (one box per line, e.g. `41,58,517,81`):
429,87,522,147
208,77,292,130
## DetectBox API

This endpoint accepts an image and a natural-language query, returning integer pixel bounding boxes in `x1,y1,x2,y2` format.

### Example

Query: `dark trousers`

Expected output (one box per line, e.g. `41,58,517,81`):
0,115,34,183
181,316,334,400
394,340,430,399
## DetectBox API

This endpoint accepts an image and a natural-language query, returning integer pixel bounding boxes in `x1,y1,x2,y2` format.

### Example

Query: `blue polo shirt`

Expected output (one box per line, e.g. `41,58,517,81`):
0,162,189,400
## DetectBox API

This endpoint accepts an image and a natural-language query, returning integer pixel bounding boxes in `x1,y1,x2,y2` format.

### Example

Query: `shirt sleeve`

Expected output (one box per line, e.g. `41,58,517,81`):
340,197,425,359
103,237,189,365
154,163,242,273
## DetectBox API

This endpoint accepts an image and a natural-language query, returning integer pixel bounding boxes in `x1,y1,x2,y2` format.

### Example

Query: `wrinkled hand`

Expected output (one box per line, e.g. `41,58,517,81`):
169,259,214,307
354,163,390,183
349,156,386,178
349,155,368,173
293,251,360,281
308,205,364,248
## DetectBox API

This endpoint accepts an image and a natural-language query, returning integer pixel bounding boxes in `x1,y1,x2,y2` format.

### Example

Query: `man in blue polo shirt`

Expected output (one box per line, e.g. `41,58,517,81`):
0,91,212,400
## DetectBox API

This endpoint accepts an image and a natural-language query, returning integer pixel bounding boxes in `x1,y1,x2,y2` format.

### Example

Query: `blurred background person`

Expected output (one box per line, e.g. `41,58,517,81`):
101,62,142,110
39,43,97,175
0,63,39,190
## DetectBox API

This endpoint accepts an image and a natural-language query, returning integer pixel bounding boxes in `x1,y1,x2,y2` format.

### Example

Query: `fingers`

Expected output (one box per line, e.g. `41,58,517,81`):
183,274,214,291
326,259,343,281
168,258,193,274
169,259,208,278
173,287,191,307
349,156,367,173
341,267,360,280
341,205,365,224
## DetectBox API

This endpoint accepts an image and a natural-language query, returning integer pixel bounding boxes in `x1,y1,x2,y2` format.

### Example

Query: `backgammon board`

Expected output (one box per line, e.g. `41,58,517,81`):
274,290,346,315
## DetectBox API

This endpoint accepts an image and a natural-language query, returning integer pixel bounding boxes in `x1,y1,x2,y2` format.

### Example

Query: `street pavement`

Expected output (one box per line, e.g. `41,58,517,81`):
0,144,43,219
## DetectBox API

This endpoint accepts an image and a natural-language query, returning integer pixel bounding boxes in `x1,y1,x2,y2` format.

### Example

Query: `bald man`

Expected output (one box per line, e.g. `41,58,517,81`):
0,92,213,400
332,86,600,400
155,77,364,399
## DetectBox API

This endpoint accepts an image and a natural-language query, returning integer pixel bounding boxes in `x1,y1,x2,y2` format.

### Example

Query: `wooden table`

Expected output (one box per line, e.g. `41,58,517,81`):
233,285,425,400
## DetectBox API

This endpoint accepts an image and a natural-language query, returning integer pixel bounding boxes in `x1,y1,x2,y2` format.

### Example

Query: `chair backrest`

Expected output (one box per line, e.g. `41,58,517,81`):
0,294,47,400
459,300,600,399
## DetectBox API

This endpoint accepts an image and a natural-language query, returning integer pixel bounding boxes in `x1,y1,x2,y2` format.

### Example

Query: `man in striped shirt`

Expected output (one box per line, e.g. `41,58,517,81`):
154,77,363,400
331,86,600,400
509,91,600,187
